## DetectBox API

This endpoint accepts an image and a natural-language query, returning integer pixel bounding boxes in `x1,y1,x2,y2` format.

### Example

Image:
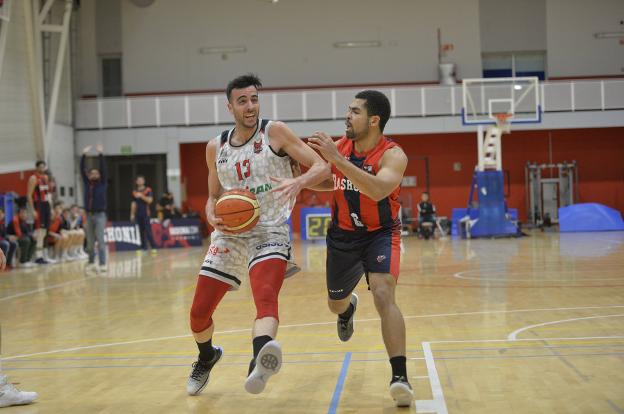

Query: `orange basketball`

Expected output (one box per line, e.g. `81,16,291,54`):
215,189,260,234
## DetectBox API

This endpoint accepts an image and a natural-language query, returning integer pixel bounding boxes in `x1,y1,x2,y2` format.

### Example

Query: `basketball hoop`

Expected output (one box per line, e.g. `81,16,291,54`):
494,113,513,128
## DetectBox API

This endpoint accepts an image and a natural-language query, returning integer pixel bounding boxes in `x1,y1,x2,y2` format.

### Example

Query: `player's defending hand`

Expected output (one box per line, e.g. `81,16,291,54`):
82,145,92,155
96,144,104,153
270,176,302,205
307,132,341,164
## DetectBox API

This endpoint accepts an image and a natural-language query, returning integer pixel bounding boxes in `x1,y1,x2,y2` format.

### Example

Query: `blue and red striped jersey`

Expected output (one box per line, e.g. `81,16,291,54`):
330,136,402,232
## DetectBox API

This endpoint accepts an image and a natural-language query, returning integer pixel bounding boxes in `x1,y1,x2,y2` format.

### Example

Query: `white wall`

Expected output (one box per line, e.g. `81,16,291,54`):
480,0,546,53
75,0,624,96
75,0,483,95
77,0,122,97
0,0,38,173
95,0,121,56
78,0,98,96
48,123,76,205
49,1,73,125
546,0,624,77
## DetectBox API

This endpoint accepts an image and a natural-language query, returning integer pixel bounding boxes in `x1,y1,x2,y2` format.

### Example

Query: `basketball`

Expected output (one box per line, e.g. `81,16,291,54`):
215,189,260,233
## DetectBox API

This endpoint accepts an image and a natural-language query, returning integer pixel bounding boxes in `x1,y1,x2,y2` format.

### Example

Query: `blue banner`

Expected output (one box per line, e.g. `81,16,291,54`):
105,218,203,251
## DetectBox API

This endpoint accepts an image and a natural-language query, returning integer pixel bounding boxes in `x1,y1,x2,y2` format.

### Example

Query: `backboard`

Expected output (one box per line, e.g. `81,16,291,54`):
462,77,541,125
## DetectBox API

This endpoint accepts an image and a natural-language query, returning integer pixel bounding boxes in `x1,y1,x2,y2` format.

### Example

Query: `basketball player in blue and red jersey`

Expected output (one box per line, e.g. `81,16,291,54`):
186,74,330,397
130,175,157,253
308,90,413,407
27,160,54,264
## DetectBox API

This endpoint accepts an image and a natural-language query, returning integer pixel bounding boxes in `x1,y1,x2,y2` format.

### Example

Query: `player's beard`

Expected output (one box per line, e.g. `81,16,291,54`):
346,123,367,141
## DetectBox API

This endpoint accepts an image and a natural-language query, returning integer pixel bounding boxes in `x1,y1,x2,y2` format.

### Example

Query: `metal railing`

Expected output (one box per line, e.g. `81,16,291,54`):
75,79,624,130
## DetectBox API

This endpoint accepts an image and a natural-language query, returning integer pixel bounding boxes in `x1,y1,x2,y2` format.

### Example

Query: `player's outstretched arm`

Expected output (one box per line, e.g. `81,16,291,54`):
306,178,334,192
204,139,229,233
308,132,407,201
268,121,331,201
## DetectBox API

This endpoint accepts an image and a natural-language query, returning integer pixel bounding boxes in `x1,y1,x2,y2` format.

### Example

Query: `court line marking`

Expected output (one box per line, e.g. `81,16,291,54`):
427,335,624,345
416,342,448,414
0,249,195,302
5,352,624,372
6,342,623,363
454,270,623,282
418,334,624,413
507,314,624,341
0,275,99,302
3,304,623,360
327,352,351,414
6,351,624,365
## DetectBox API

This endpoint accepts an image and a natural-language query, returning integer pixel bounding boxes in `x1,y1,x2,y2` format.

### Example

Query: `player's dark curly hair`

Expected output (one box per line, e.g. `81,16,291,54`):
355,90,391,132
226,73,262,102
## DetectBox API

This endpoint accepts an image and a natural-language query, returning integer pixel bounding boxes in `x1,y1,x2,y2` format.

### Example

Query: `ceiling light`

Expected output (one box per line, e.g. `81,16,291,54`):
594,32,624,39
199,46,247,55
333,40,381,49
514,85,522,90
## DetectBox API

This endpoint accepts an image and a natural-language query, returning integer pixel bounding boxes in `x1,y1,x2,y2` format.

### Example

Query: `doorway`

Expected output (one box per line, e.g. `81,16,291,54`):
106,154,167,221
541,180,559,222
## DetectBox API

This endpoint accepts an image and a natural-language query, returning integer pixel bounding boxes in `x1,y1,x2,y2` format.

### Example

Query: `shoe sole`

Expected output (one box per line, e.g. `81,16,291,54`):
244,341,282,394
337,293,358,342
187,348,223,396
285,263,301,278
390,382,414,407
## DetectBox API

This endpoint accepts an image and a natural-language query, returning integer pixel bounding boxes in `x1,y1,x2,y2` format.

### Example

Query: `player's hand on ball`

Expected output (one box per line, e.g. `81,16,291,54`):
307,132,341,164
270,176,301,204
207,213,231,233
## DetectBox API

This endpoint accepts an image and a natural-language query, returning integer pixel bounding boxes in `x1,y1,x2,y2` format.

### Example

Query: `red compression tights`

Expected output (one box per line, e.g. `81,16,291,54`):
249,258,286,321
189,276,230,333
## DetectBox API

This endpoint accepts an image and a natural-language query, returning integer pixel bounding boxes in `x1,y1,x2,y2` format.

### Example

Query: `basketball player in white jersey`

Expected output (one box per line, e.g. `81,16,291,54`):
187,74,330,396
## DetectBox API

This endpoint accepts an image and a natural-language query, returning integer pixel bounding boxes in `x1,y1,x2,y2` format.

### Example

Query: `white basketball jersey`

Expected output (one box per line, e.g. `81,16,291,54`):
215,119,294,227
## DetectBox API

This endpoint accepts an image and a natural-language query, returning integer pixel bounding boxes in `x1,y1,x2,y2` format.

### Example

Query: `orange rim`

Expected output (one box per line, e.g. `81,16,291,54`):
494,113,513,124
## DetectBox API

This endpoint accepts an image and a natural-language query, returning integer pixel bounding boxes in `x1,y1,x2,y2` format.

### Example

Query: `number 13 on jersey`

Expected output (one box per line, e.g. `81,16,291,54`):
235,160,251,181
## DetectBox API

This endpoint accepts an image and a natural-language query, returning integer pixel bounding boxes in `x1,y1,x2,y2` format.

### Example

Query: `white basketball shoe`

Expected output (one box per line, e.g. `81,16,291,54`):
244,340,282,394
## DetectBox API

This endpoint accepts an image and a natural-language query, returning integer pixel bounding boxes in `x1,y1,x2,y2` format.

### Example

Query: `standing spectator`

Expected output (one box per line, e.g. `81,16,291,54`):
0,208,18,269
130,176,157,253
417,192,437,240
26,161,54,264
81,144,108,272
7,207,36,268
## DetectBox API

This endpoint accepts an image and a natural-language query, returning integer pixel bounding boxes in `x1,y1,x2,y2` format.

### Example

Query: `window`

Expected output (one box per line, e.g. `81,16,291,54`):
482,51,546,80
101,55,122,97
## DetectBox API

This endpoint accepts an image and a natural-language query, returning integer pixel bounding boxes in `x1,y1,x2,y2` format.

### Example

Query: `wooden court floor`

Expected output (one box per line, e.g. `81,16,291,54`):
1,230,623,413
